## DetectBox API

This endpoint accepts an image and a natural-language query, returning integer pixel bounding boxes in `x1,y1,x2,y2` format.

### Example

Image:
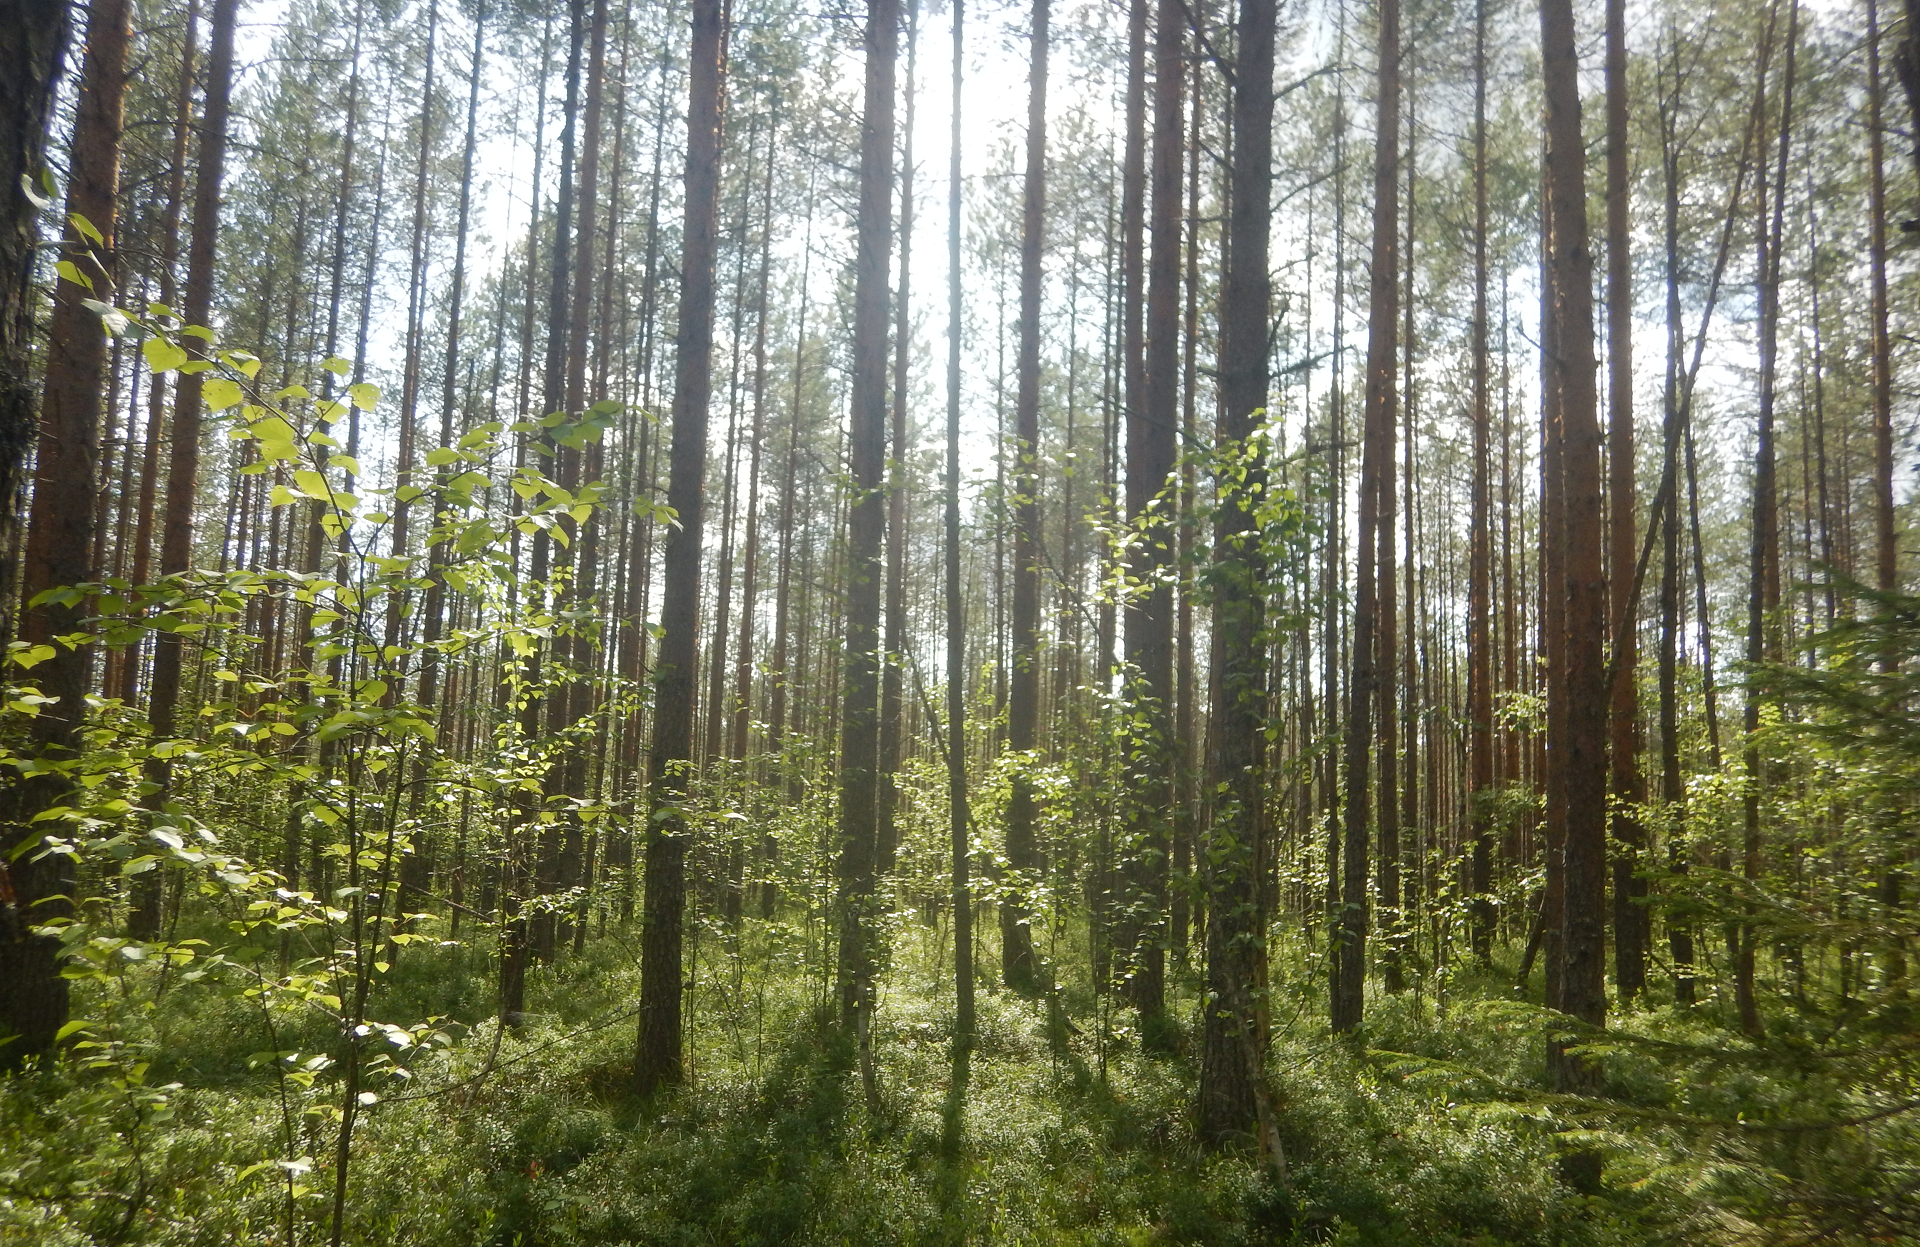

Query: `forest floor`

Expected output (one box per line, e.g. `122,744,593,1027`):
1,908,1743,1246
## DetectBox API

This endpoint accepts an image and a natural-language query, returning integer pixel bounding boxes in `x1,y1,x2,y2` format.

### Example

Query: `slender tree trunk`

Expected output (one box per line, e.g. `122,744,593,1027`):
1121,0,1181,1027
1740,0,1797,1037
1541,0,1609,1134
1171,51,1202,965
1604,0,1649,1003
947,0,974,1053
388,2,439,665
0,0,111,1070
1467,0,1495,964
1377,43,1408,996
732,132,776,769
142,0,238,937
1200,0,1280,1172
0,0,72,632
837,0,899,1039
118,0,198,709
499,9,554,1019
1869,0,1896,598
880,0,918,878
1335,0,1398,1036
560,0,611,873
1658,45,1693,1005
419,4,486,723
1003,0,1047,996
767,170,815,811
635,0,725,1097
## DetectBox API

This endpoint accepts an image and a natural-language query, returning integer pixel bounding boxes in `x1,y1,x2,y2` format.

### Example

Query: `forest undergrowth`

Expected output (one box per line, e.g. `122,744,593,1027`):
10,903,1908,1247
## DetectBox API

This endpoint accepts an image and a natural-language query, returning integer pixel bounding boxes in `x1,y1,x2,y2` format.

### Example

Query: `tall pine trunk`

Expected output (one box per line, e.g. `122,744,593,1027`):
142,0,238,938
1541,0,1609,1138
1739,0,1797,1037
946,0,975,1054
1466,0,1495,963
836,0,898,1033
1200,0,1280,1173
880,0,918,877
1335,0,1398,1036
1604,0,1649,1002
1121,0,1181,1026
1003,0,1047,996
635,0,725,1097
1,0,114,1070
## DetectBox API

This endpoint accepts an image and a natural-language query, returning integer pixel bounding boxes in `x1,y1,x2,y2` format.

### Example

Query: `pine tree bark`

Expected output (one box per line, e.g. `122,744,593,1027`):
142,0,238,937
1003,0,1047,996
419,4,486,721
1377,50,1407,995
635,0,725,1097
1657,50,1693,1005
388,0,439,661
1541,0,1609,1128
1466,0,1495,964
837,0,899,1033
0,0,71,631
1,0,111,1071
1739,0,1797,1038
946,0,974,1051
1334,0,1399,1036
1869,0,1897,597
1200,0,1280,1168
117,0,198,707
1604,0,1649,1002
879,0,918,878
732,133,776,769
1121,0,1180,1026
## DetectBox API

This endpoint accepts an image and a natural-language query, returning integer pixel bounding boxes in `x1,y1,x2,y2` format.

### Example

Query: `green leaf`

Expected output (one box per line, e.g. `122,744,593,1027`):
294,469,333,501
347,382,380,411
322,356,351,376
54,259,94,291
203,377,244,412
9,643,56,670
68,213,103,245
143,337,188,374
